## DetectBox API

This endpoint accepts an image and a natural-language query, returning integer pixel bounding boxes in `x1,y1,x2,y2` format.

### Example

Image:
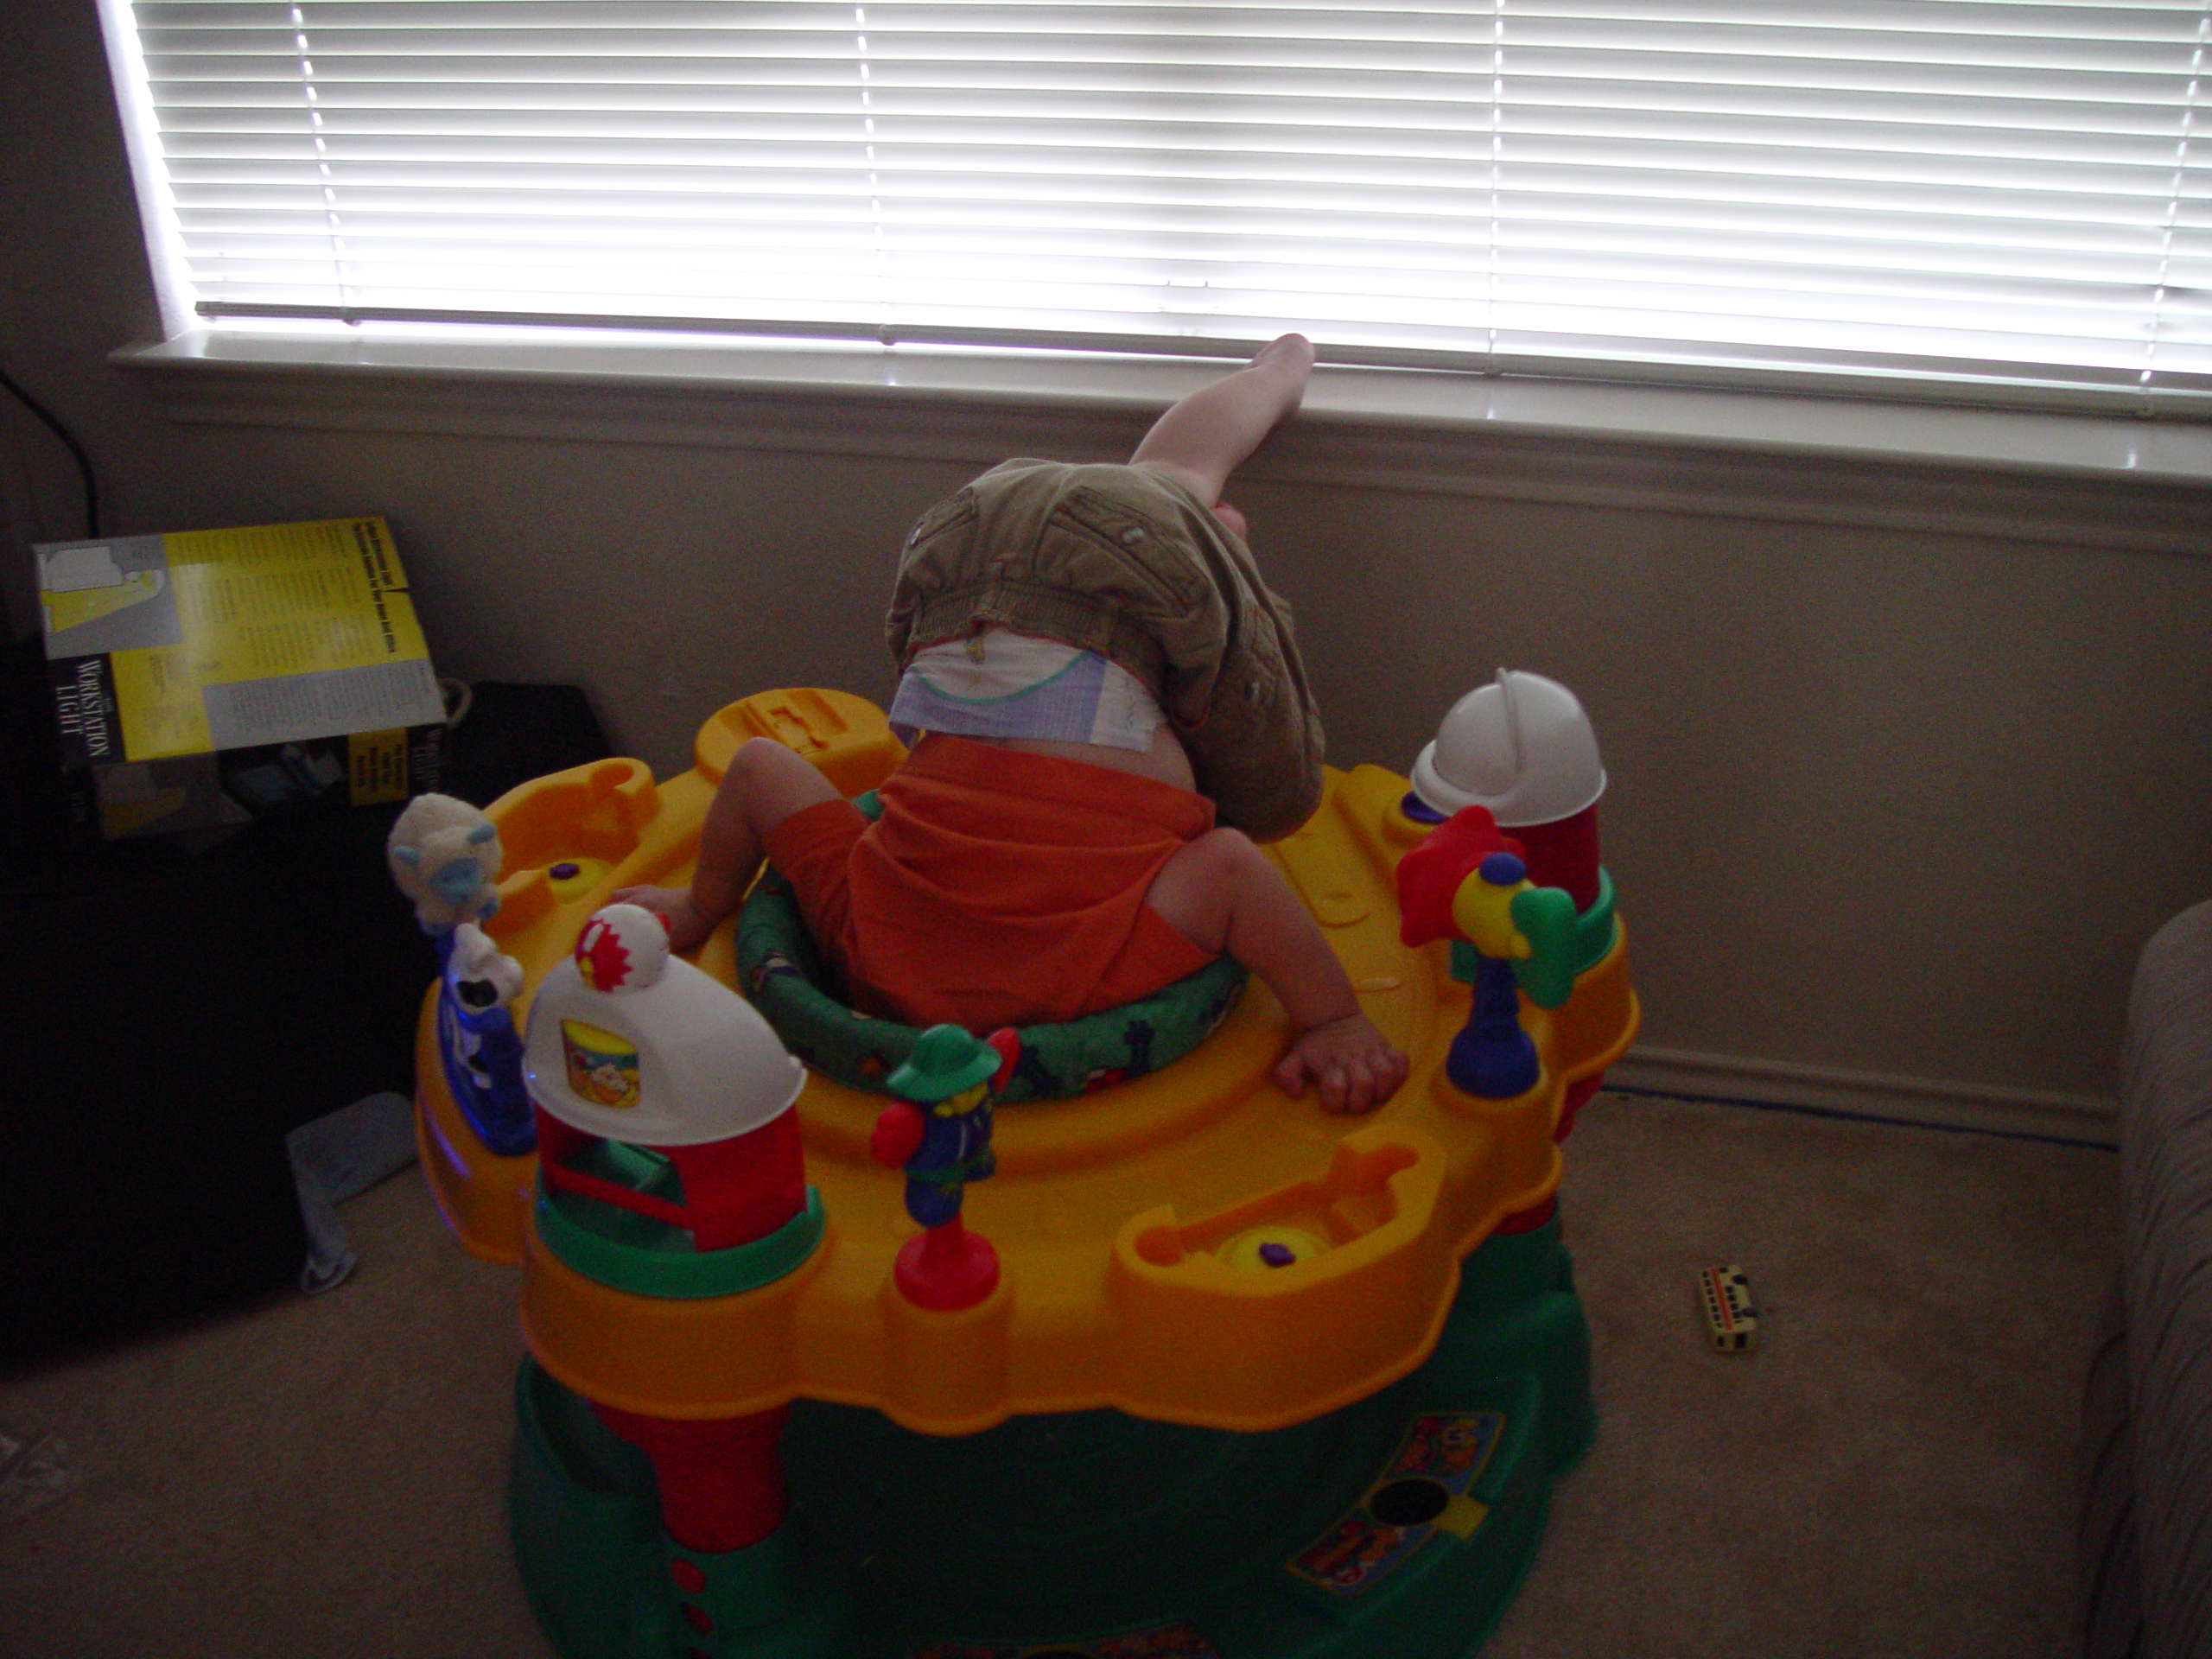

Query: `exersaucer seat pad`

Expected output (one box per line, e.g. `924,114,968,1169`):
734,861,1248,1103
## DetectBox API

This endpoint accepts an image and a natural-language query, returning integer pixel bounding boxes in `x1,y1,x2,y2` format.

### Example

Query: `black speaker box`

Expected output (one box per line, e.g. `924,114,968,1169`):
0,646,611,1363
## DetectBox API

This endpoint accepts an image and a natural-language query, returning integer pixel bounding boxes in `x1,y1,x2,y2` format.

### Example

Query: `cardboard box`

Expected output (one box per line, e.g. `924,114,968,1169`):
37,515,447,838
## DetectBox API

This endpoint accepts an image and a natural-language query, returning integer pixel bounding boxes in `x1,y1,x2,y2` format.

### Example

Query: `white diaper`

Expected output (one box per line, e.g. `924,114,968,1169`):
889,627,1166,752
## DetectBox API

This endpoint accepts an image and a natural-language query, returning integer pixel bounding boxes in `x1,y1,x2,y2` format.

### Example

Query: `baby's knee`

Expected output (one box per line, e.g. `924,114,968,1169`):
716,736,842,825
725,736,820,793
731,736,792,773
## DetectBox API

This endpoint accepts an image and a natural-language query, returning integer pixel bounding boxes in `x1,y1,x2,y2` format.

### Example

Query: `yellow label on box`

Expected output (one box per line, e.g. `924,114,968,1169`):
160,518,429,675
348,728,413,805
111,645,214,759
46,517,442,763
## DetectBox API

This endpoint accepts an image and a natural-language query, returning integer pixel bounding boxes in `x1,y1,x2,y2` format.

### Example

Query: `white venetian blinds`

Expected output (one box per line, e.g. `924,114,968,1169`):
119,0,2212,409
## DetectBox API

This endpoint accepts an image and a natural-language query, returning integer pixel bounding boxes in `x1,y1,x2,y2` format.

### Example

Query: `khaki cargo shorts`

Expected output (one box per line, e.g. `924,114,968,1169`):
886,458,1325,842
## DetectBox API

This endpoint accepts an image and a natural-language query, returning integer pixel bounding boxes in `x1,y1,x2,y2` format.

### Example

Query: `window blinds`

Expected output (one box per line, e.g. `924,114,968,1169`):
119,1,2212,410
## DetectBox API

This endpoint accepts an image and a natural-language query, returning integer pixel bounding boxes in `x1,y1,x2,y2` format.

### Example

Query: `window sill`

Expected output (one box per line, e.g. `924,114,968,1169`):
114,329,2212,556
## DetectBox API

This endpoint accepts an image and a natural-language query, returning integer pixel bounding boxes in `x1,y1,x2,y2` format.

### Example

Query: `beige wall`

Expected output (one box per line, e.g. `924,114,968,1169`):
10,1,2209,1135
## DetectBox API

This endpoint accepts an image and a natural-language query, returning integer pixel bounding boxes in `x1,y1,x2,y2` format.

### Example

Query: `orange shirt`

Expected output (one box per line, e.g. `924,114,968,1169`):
767,734,1216,1032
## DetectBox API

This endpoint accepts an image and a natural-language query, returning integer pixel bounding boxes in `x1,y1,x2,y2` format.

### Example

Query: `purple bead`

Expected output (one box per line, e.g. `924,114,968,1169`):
1478,851,1525,887
1259,1243,1295,1267
550,861,581,880
1399,791,1448,824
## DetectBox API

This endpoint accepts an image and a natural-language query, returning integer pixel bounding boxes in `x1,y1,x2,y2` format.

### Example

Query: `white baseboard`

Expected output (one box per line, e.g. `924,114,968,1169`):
1603,1046,2119,1147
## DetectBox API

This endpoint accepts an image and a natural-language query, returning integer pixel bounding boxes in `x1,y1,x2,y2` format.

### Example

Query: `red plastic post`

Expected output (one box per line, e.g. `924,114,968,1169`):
590,1403,793,1553
893,1215,1000,1311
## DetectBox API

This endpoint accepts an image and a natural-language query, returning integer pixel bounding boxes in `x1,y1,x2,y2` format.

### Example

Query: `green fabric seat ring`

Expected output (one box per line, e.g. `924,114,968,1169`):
734,791,1247,1103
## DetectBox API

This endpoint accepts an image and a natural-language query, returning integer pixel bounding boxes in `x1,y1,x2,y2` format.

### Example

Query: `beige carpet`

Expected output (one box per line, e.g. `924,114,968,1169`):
0,1093,2119,1659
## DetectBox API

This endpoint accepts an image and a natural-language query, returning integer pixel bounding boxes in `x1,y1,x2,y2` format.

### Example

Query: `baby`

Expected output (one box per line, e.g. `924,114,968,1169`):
620,334,1408,1113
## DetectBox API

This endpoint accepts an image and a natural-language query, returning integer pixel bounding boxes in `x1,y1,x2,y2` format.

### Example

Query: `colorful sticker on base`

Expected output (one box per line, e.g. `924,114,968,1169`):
1286,1410,1504,1594
906,1622,1219,1659
560,1018,640,1109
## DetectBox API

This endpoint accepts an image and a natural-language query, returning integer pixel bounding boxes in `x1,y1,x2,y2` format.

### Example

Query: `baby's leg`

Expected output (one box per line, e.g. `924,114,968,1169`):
614,737,840,953
1147,827,1408,1113
1130,334,1315,524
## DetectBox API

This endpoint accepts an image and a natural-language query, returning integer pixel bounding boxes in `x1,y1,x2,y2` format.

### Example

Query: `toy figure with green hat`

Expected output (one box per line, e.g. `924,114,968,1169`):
870,1023,1020,1310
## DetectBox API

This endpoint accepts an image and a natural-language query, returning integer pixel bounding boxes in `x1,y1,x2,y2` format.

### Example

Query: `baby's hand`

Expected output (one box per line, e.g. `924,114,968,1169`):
609,885,714,955
1273,1013,1409,1115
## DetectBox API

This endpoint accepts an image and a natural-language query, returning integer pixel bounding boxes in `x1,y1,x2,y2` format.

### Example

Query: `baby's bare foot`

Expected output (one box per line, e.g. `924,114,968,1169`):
1252,331,1316,378
1245,333,1315,425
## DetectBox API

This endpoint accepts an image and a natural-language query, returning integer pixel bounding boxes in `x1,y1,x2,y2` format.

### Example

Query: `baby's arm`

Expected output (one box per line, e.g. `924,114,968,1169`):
1146,828,1409,1113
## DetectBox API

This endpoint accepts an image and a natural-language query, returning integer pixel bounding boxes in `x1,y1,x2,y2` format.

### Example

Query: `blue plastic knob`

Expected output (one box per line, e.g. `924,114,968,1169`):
1478,851,1525,887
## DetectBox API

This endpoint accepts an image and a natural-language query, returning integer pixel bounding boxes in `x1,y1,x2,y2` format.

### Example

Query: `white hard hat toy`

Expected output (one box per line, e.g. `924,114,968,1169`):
522,903,804,1148
1411,669,1606,828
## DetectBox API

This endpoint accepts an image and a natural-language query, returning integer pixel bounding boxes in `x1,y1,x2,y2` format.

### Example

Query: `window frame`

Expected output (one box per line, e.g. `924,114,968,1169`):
111,323,2212,563
93,0,2212,549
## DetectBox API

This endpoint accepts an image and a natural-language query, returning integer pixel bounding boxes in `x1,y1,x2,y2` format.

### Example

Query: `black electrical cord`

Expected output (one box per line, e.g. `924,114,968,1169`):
0,364,99,539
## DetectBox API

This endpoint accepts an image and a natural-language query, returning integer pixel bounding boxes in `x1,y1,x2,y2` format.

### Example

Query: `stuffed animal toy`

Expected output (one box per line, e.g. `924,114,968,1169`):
388,792,504,935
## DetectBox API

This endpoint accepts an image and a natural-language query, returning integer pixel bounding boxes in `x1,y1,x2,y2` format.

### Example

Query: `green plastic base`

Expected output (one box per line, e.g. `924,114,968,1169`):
510,1216,1593,1659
